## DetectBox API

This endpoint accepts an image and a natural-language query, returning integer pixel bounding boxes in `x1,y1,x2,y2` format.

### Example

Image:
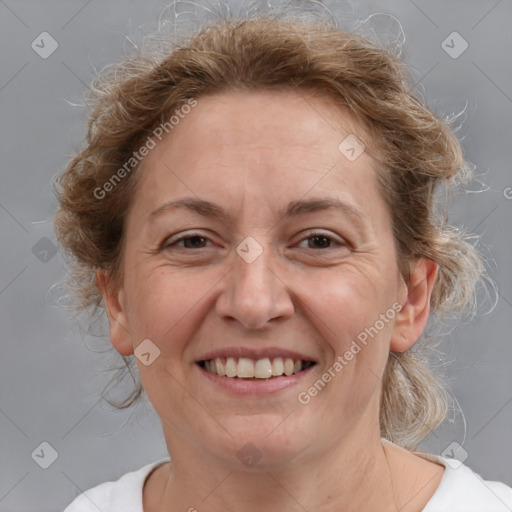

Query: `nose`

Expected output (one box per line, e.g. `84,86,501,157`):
214,238,295,330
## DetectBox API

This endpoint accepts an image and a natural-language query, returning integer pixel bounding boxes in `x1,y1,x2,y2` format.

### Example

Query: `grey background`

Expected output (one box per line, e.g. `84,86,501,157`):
0,0,511,510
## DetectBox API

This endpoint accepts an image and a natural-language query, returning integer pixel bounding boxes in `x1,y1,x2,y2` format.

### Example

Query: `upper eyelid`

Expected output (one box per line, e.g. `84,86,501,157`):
163,230,345,248
163,231,215,247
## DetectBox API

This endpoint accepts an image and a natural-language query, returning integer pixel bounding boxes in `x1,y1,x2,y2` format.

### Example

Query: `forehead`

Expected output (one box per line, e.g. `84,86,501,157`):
171,89,367,151
130,89,386,227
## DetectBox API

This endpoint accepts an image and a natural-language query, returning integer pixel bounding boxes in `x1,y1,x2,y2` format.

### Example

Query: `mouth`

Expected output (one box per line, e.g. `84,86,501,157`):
197,357,317,380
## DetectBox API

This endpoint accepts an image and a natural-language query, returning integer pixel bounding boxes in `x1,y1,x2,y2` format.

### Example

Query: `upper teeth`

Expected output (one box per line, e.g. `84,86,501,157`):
203,357,307,379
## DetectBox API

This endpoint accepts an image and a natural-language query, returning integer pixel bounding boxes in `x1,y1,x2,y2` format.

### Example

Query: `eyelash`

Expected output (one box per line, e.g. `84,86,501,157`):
162,231,344,251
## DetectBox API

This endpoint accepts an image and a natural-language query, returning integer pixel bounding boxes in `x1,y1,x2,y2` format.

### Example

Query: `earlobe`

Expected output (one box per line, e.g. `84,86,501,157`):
389,258,438,353
95,269,134,356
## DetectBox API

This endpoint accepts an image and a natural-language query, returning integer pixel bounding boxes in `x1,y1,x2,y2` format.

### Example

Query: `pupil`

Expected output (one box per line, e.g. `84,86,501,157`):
311,235,329,248
185,236,204,248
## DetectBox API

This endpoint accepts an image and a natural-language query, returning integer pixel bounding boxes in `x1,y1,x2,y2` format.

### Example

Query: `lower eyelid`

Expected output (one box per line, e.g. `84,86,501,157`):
162,233,345,250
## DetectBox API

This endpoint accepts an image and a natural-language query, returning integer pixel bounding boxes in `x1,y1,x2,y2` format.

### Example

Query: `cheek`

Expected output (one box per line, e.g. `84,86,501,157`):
308,263,395,333
124,267,220,353
301,262,399,390
124,270,208,408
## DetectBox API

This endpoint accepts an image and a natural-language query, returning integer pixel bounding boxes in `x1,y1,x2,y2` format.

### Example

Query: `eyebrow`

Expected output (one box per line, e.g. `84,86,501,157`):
147,196,366,226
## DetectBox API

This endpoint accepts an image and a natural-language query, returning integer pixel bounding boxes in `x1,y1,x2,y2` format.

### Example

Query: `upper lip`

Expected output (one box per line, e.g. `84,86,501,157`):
196,347,317,363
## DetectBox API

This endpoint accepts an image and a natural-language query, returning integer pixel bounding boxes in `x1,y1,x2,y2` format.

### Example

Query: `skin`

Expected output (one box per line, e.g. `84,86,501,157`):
97,89,444,512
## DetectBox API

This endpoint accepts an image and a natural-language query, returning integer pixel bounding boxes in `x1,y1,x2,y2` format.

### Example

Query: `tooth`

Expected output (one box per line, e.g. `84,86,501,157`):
225,357,237,377
284,358,294,376
254,358,272,378
206,356,306,379
272,357,284,376
215,357,225,376
237,357,255,378
209,360,218,375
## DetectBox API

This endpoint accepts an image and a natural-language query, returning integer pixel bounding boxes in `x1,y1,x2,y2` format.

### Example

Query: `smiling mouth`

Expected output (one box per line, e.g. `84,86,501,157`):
197,357,317,379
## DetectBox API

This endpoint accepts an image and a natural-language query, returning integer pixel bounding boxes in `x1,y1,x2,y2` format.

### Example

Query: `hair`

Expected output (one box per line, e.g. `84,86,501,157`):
52,3,489,450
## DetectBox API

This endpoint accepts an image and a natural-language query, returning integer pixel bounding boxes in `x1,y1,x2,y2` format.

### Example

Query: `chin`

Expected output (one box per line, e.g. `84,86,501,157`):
209,414,313,470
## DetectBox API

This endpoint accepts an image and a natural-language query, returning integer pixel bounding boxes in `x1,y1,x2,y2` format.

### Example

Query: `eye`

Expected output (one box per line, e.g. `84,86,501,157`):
162,232,212,250
161,231,345,252
296,232,344,250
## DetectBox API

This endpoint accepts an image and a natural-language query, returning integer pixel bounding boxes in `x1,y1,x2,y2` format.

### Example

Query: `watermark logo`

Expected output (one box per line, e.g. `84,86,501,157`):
441,32,468,59
236,236,263,264
32,237,57,263
441,441,468,469
31,441,59,469
237,442,263,467
31,32,58,59
134,339,161,366
338,134,365,161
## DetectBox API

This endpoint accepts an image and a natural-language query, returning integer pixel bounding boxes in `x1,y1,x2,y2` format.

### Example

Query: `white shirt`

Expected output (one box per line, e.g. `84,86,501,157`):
63,447,512,511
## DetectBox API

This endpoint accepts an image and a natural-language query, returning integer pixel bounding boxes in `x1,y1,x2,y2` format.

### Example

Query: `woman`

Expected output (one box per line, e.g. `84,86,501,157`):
55,6,512,512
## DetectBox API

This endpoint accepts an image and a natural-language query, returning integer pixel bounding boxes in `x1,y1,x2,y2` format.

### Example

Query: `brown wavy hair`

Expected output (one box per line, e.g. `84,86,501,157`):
52,7,487,449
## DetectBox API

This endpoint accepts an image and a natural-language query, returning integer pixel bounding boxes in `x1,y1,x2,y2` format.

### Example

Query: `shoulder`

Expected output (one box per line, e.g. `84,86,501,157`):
63,458,170,512
381,438,512,511
416,450,512,512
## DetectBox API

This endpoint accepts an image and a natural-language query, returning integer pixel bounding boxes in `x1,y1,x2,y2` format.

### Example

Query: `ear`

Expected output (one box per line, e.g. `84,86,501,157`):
390,258,438,352
96,269,134,356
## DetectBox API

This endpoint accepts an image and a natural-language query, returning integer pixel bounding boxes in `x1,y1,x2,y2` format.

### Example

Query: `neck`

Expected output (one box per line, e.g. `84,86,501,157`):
151,427,400,512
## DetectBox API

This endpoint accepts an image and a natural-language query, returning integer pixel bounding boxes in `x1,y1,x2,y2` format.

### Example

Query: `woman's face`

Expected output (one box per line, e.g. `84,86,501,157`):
101,89,434,468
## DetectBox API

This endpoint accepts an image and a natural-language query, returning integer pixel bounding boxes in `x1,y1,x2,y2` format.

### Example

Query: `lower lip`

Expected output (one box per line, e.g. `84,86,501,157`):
195,363,316,395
